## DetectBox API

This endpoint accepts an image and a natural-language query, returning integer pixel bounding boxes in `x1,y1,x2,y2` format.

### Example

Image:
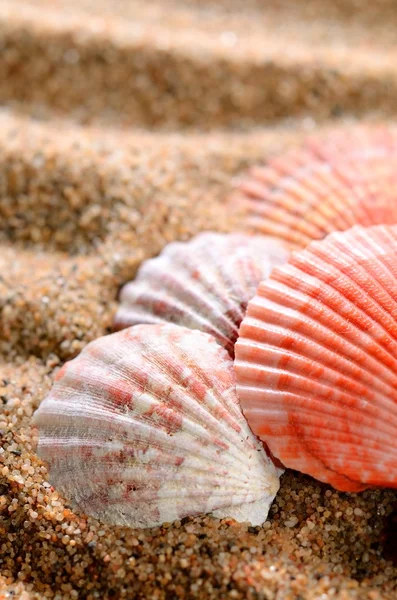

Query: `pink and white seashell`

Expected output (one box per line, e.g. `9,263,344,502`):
233,127,397,248
114,232,289,357
235,225,397,492
33,324,281,528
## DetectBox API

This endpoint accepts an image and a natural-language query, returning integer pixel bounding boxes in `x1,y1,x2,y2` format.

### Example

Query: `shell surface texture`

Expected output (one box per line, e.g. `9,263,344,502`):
114,232,289,357
233,126,397,248
33,323,281,528
235,225,397,492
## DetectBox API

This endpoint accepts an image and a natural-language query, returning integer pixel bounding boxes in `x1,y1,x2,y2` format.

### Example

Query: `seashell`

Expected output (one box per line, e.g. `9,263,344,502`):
233,127,397,249
235,225,397,492
114,232,289,357
33,323,281,528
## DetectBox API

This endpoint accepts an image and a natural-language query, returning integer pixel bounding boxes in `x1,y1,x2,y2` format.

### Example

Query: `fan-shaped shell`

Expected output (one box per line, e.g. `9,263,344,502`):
233,126,397,248
235,225,397,492
33,324,280,528
114,232,289,357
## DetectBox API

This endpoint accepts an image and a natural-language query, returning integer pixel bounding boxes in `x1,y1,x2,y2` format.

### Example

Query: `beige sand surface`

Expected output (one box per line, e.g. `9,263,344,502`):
1,1,397,598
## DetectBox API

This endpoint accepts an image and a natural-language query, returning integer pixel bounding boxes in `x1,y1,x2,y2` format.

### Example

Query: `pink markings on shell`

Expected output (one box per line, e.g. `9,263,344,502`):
33,323,281,528
114,232,289,358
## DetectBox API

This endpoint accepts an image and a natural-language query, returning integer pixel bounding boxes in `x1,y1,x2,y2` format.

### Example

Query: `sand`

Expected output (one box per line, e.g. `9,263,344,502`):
1,1,397,598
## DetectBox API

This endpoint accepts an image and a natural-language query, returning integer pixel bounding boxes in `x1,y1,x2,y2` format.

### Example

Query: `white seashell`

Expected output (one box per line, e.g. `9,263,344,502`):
33,324,280,528
114,232,289,357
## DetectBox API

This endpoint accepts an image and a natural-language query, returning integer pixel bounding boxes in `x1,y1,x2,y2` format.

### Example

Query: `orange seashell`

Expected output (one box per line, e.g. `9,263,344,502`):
233,127,397,249
235,225,397,492
114,232,288,357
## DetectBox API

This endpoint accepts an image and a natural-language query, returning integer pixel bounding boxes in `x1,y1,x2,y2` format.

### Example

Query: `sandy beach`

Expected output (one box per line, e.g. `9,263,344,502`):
1,1,397,598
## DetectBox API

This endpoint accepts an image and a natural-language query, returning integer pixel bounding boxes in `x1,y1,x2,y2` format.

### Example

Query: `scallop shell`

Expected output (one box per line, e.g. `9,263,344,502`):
33,323,280,528
233,127,397,248
235,225,397,492
114,232,289,357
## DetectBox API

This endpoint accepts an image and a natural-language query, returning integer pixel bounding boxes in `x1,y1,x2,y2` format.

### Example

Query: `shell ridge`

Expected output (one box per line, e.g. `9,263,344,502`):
161,336,247,428
241,299,397,418
36,374,254,472
236,367,397,439
236,305,396,414
236,128,397,246
236,354,384,416
255,190,330,240
115,232,289,356
43,453,267,493
118,285,235,350
246,213,311,246
46,371,253,469
274,167,355,228
117,329,273,464
239,385,397,447
140,260,238,326
306,234,397,343
261,273,397,392
290,250,397,348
